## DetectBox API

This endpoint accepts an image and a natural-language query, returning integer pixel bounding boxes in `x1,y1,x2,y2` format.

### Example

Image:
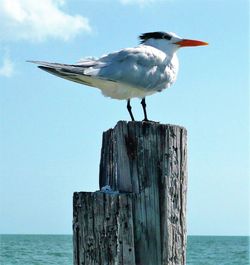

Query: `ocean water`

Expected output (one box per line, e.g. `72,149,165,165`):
0,235,249,265
186,236,249,265
0,235,72,265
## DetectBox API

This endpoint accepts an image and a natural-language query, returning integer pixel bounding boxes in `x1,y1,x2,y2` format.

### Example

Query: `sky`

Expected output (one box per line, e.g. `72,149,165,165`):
0,0,249,236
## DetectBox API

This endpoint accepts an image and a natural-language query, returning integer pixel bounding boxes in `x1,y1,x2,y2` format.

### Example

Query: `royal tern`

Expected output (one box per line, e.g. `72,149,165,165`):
29,31,208,121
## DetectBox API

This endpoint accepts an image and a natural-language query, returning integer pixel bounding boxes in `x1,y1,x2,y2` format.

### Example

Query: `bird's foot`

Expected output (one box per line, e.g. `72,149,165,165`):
142,119,159,123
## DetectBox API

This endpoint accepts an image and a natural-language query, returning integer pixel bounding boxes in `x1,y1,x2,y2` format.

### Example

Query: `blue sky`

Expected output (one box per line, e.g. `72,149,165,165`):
0,0,249,235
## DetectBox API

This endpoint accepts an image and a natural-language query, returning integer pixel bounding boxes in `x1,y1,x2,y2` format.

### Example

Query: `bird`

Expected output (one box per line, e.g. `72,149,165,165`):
28,31,208,121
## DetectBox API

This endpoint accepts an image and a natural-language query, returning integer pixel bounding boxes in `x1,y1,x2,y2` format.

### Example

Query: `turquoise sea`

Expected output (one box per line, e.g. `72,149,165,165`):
0,235,249,265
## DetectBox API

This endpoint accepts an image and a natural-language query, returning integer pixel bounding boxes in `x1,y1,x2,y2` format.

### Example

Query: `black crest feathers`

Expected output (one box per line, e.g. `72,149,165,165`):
139,32,172,43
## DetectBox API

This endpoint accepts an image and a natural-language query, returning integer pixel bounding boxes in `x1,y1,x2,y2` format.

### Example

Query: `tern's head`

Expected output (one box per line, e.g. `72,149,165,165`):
139,31,208,55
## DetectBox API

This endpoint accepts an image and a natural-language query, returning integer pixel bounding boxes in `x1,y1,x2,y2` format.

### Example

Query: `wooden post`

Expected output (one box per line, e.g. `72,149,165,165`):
73,121,188,265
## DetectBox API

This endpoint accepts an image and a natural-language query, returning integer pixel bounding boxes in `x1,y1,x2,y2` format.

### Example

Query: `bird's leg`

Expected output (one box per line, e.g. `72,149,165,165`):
141,98,148,121
127,99,135,121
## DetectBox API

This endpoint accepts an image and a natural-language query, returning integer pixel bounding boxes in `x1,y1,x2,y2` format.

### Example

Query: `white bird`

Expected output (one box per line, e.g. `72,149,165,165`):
28,31,208,121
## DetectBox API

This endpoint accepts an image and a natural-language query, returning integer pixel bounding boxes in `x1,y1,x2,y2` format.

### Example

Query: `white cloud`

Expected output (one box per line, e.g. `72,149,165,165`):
0,0,91,42
0,55,14,77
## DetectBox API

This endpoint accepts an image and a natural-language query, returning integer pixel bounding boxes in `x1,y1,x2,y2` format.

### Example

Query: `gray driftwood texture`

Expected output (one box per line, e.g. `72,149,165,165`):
73,121,188,265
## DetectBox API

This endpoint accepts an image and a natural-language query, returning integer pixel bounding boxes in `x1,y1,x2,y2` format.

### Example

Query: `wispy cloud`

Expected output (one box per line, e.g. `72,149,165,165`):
0,54,14,78
0,0,92,42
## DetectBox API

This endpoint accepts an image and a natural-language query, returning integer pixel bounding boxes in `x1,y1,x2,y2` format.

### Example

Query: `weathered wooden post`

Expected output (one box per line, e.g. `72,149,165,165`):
73,121,188,265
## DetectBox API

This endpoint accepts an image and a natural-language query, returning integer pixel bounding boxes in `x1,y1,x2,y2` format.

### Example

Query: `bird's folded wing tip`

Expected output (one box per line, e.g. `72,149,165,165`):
26,60,42,65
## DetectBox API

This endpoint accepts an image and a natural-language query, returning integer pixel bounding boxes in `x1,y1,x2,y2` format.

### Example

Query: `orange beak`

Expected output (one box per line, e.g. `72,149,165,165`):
175,39,208,47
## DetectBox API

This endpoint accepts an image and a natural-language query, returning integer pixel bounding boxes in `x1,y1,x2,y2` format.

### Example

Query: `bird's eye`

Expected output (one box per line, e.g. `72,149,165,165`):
163,34,171,40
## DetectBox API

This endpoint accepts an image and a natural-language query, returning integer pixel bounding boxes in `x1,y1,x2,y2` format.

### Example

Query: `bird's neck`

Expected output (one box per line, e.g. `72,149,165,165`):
142,39,179,58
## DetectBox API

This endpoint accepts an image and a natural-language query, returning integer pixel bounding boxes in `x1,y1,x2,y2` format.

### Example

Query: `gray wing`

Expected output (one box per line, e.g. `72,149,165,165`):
28,45,170,91
84,46,169,90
